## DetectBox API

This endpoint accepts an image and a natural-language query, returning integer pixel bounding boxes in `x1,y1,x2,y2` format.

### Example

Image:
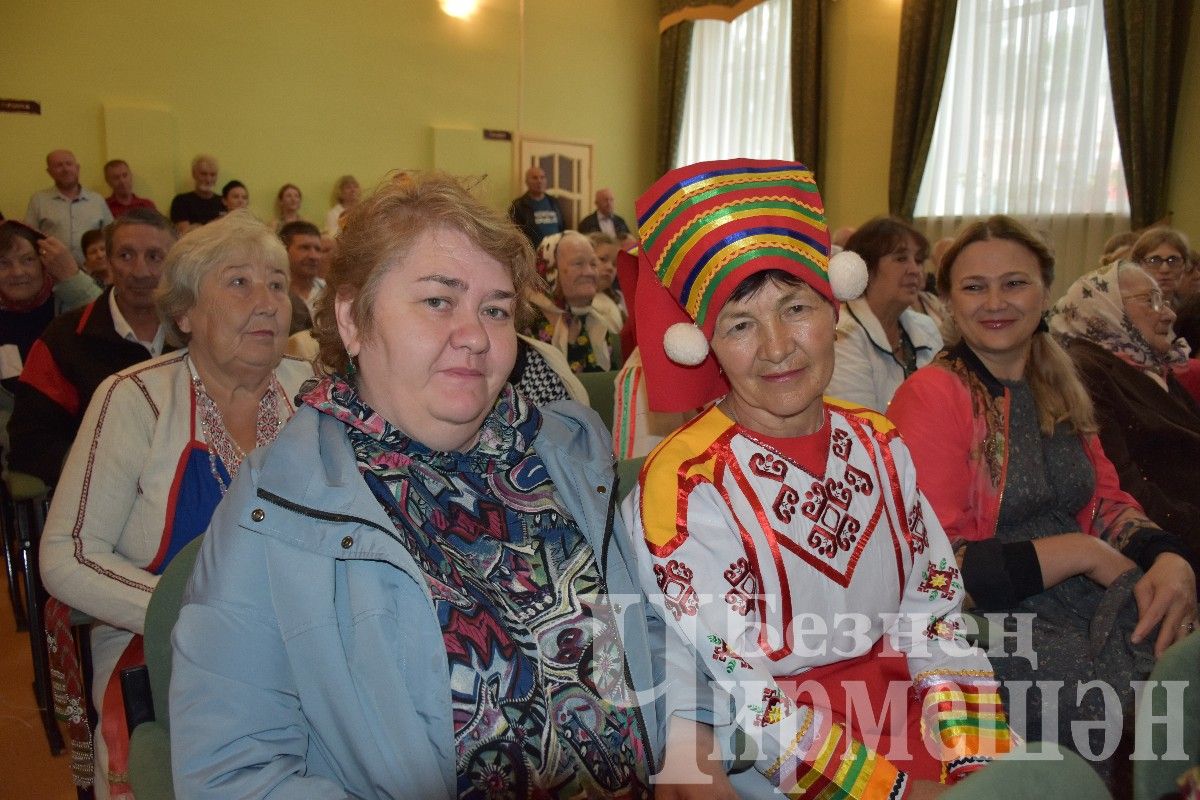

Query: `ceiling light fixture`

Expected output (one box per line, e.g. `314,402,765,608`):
439,0,479,19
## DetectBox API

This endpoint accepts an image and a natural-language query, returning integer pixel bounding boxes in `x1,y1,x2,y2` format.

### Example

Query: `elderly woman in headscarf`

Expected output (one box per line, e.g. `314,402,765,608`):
170,172,661,798
623,159,1011,800
1050,260,1200,553
40,210,314,798
526,229,616,373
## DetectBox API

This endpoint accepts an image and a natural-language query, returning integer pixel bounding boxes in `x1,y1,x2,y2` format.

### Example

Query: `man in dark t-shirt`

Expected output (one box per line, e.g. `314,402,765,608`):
169,154,223,233
508,166,565,248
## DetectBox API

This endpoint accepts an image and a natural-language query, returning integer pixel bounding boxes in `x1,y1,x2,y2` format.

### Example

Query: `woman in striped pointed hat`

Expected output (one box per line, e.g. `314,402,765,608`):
620,159,1011,799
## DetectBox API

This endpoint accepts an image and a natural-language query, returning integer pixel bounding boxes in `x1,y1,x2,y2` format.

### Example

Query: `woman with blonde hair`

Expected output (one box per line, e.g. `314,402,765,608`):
889,215,1196,786
586,230,626,333
324,174,360,235
1131,226,1191,306
272,182,305,232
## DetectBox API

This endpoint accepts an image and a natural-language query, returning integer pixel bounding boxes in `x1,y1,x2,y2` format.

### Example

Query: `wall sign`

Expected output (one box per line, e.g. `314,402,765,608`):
1,99,41,115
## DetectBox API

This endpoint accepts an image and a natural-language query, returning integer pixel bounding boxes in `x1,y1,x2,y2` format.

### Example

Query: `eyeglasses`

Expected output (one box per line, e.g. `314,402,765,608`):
1121,290,1167,312
1141,255,1186,273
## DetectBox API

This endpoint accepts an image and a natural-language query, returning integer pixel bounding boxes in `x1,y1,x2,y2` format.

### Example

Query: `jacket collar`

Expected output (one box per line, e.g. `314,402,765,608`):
844,296,940,357
252,407,409,558
75,286,177,356
945,339,1006,399
250,401,614,566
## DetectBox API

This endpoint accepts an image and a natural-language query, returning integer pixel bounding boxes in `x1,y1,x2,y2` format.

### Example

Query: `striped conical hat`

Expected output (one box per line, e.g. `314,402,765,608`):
632,159,865,412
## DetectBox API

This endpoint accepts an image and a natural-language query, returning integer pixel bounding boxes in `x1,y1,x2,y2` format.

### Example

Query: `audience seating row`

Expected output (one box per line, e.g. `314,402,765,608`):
4,371,1195,799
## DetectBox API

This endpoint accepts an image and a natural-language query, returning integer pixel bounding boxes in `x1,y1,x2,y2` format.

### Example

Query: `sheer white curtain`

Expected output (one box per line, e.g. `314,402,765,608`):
675,0,794,167
914,0,1130,294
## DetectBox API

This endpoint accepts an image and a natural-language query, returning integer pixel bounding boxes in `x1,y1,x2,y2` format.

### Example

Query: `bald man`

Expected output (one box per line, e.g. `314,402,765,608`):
508,166,565,247
25,149,114,264
577,188,631,238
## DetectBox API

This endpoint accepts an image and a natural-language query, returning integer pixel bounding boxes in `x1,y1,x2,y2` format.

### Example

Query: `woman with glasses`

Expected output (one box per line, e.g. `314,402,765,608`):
1049,261,1200,553
1131,227,1192,306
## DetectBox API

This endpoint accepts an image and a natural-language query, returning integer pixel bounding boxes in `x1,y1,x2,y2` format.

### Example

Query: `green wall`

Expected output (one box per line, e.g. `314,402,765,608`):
5,1,1196,247
0,1,659,226
821,0,903,232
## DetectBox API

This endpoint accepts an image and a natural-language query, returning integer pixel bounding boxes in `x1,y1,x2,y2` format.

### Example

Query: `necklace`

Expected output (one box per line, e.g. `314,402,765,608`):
190,359,286,494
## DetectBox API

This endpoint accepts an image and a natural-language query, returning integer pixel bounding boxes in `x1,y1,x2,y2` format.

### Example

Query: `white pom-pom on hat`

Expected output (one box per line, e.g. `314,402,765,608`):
828,250,868,301
663,322,710,366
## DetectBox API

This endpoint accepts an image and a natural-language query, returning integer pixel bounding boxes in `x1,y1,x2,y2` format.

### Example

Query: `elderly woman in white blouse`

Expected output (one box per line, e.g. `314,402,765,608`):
39,211,314,799
826,216,942,412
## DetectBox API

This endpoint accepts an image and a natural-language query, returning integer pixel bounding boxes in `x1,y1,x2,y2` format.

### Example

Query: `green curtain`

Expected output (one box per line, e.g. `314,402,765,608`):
657,0,765,176
657,21,694,176
790,0,823,176
888,0,958,220
1104,0,1195,230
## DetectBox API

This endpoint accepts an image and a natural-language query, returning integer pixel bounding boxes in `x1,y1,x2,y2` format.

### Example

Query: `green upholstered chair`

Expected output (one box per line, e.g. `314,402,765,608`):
617,457,645,503
577,370,618,432
942,744,1111,799
126,535,204,799
1134,631,1200,800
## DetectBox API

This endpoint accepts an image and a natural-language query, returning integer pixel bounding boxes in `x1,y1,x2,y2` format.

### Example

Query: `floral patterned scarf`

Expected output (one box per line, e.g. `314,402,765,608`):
301,375,650,799
1049,261,1190,373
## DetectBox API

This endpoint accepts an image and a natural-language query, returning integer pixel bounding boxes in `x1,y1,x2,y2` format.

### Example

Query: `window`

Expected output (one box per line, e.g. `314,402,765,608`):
915,0,1129,288
917,0,1127,217
675,0,794,166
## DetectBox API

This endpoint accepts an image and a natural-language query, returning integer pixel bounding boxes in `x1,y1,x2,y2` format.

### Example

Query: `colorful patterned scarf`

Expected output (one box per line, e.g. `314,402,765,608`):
301,376,650,799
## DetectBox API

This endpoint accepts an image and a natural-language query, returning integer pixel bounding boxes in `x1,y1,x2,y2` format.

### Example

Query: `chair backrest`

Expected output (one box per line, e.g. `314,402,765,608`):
576,370,618,432
143,535,204,731
1134,631,1199,800
617,457,644,503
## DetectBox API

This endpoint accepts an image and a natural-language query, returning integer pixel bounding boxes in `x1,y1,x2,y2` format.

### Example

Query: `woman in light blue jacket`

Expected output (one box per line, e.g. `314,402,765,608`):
171,172,664,799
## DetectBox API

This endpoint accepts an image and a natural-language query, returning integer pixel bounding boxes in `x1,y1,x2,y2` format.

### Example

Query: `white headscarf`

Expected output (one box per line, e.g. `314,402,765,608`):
531,233,612,371
1048,261,1190,373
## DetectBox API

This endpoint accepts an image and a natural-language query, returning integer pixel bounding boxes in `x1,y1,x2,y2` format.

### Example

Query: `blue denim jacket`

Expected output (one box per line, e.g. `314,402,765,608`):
170,400,665,799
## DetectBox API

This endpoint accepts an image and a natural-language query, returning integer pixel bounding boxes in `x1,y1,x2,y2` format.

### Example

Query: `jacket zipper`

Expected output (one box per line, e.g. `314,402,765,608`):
256,488,402,542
